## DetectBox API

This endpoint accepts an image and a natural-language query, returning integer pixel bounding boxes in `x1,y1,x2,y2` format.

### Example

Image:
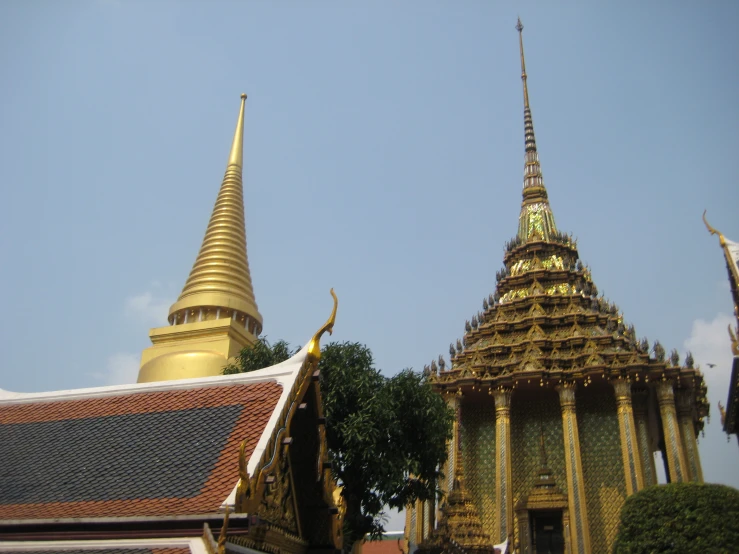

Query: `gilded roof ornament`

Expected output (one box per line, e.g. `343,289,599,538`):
168,94,263,331
703,210,726,247
307,289,338,363
513,20,559,245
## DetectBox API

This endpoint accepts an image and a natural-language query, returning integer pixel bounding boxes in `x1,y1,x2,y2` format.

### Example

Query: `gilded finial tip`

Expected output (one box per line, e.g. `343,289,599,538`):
241,93,247,100
516,17,523,32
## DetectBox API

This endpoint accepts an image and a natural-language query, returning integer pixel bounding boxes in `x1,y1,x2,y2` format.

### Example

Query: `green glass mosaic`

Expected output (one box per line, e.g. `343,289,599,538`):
576,386,627,554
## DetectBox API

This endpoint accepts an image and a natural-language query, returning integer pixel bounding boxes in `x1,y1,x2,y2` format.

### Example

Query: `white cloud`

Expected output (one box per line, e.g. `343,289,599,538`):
124,291,172,326
683,313,739,489
88,353,140,385
684,313,734,405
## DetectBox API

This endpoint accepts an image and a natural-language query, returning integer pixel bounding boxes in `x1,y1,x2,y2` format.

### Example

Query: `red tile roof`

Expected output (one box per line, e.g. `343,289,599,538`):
0,382,282,519
360,537,406,554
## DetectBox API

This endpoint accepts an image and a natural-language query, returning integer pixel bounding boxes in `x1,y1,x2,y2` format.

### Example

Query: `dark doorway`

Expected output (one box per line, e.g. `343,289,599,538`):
530,510,565,554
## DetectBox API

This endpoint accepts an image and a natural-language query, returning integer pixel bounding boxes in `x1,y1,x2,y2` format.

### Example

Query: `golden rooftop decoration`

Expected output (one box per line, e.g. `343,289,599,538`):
137,95,264,383
515,17,558,245
703,210,739,440
169,93,262,333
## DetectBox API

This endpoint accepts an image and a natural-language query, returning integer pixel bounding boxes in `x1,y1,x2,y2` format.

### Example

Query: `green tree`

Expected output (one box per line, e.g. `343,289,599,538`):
223,337,294,374
320,342,453,548
225,339,454,549
613,483,739,553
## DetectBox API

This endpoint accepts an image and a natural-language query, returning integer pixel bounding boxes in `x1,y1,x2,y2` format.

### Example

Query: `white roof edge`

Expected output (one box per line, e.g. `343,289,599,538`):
0,341,311,406
0,537,208,553
221,341,313,508
246,341,309,476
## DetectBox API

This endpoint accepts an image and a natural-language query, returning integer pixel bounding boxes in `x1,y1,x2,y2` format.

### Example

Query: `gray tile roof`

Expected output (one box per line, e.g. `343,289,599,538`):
0,405,242,505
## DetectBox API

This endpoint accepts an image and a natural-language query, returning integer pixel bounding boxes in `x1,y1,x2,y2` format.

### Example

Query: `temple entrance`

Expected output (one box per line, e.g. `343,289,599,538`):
529,510,565,554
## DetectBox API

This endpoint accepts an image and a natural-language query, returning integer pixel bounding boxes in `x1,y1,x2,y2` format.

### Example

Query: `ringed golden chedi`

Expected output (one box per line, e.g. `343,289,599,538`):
138,94,263,383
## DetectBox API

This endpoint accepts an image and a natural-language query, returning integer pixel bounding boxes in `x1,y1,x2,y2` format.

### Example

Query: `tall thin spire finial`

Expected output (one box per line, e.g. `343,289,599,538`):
227,93,247,168
168,93,263,333
514,18,558,244
516,17,530,109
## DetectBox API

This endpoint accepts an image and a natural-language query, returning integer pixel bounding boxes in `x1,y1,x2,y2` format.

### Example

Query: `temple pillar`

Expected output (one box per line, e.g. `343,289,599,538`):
557,383,590,554
438,393,458,524
493,388,513,544
445,393,459,492
676,390,704,483
632,388,657,487
656,382,690,483
612,380,645,494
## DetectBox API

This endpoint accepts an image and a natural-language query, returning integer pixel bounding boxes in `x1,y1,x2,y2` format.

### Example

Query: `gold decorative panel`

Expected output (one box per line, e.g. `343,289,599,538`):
460,398,496,534
576,386,627,554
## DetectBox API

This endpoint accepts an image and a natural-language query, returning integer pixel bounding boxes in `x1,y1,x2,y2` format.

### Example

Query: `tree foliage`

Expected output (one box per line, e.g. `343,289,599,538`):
225,339,454,548
319,342,453,546
613,483,739,554
223,337,294,374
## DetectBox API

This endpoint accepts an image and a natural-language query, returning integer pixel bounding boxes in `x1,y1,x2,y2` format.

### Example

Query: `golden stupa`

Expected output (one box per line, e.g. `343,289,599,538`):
138,94,263,383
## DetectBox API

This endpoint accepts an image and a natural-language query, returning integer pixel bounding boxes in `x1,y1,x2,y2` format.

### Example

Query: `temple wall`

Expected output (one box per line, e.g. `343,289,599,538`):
576,385,627,554
460,398,497,534
510,389,566,543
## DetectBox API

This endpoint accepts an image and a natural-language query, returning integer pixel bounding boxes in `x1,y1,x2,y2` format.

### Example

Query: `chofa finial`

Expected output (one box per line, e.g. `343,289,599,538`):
308,289,339,363
703,210,726,246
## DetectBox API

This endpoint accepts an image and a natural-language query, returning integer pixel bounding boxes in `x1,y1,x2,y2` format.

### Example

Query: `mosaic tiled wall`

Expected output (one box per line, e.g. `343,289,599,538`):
576,386,627,554
460,398,496,534
510,389,566,541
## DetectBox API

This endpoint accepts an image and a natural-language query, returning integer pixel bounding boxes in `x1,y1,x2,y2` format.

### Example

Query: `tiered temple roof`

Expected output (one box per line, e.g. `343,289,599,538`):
429,20,709,432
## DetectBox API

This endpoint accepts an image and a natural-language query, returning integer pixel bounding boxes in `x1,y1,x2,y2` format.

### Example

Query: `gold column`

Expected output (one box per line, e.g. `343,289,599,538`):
425,496,435,539
632,388,657,487
676,390,704,483
447,393,459,491
493,388,513,544
438,393,458,523
612,380,645,494
416,499,425,544
656,382,690,483
557,383,590,554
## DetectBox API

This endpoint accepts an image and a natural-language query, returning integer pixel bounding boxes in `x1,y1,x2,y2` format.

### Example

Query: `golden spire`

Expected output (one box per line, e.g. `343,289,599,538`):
168,94,263,334
515,18,558,243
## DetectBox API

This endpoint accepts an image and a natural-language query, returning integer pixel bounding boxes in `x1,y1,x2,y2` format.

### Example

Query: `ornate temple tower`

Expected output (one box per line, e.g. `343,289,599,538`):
413,21,709,554
138,94,263,383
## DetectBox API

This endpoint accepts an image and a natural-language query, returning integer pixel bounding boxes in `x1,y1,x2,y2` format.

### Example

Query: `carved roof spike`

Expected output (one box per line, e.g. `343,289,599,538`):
653,340,666,362
639,338,649,353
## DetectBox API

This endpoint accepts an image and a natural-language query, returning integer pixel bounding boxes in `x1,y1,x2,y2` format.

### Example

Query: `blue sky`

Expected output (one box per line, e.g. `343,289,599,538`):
1,0,738,528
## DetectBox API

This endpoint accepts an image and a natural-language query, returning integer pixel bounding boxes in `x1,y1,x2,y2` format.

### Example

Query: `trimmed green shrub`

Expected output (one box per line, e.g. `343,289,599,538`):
613,482,739,553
